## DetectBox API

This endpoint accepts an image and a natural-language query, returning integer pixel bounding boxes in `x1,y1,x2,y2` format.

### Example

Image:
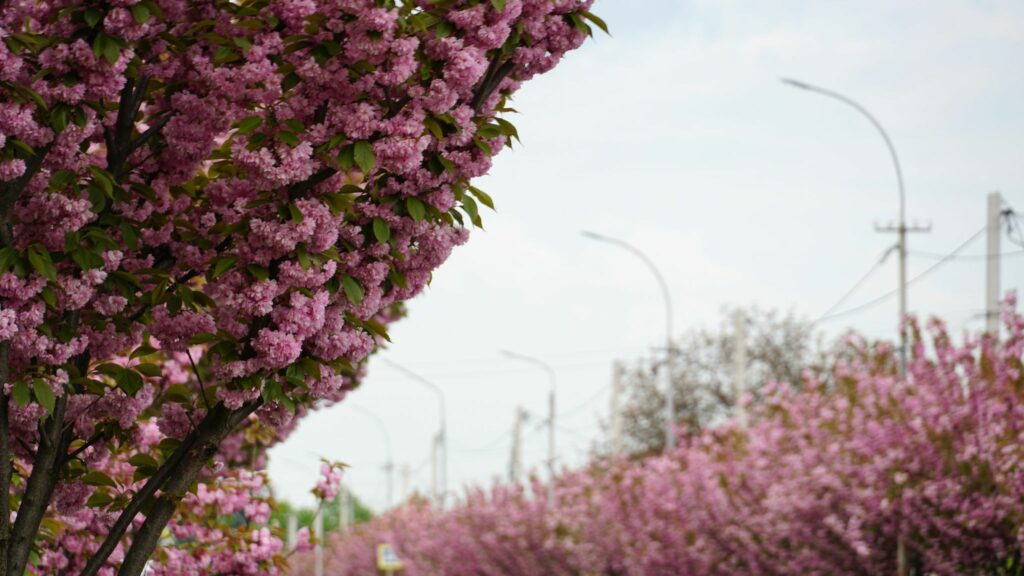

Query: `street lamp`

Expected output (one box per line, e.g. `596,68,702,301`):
781,78,921,576
348,404,394,509
781,78,921,377
499,349,557,506
380,359,447,509
581,230,677,451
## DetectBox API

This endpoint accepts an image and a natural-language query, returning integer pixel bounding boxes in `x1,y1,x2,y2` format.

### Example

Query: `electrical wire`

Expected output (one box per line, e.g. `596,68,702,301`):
557,383,613,419
816,226,987,323
815,244,897,321
909,249,1024,260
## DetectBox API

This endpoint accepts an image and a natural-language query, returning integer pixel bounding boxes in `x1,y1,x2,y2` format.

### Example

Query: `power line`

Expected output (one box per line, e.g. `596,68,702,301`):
909,249,1024,261
558,383,612,419
817,226,987,323
816,244,897,321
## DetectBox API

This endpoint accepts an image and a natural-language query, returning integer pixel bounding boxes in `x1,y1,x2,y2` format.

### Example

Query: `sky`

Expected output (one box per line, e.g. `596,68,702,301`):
267,0,1024,510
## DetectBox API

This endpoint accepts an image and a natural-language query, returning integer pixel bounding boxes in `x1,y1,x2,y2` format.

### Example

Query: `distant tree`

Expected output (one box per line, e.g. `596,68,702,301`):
611,306,832,456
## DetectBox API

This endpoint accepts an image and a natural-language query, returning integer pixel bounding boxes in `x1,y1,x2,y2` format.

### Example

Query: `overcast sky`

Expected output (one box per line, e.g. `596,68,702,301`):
268,0,1024,510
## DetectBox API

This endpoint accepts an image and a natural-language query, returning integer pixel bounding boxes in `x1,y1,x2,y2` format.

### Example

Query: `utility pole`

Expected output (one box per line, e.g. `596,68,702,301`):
508,406,527,483
400,464,412,503
731,310,747,426
286,512,297,551
782,78,929,381
987,191,1003,335
500,350,557,506
339,487,353,532
581,231,675,451
430,433,439,505
313,508,324,576
381,360,447,509
610,362,624,454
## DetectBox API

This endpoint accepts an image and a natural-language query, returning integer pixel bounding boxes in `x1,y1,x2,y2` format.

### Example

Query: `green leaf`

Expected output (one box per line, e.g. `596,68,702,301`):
135,363,162,377
234,116,262,135
189,332,220,345
164,384,191,403
0,248,16,275
83,8,102,28
88,166,114,196
353,141,376,174
103,37,120,65
50,105,68,133
115,370,144,397
119,222,139,251
490,0,507,10
210,256,237,279
85,491,114,508
462,195,482,228
81,471,117,488
130,344,158,359
246,264,269,281
337,145,355,171
468,186,495,210
372,218,391,243
288,203,303,223
130,3,150,24
581,11,609,35
128,453,159,468
27,245,56,282
32,379,55,414
278,131,299,147
40,286,56,309
12,381,30,407
342,276,364,306
406,197,426,222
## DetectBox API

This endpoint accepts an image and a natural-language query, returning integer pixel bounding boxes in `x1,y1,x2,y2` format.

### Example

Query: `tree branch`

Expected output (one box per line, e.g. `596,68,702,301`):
6,392,72,576
80,399,262,576
0,342,11,576
115,399,262,576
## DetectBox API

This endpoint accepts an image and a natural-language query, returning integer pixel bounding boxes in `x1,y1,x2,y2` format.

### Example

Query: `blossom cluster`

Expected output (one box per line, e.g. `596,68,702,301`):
311,304,1024,575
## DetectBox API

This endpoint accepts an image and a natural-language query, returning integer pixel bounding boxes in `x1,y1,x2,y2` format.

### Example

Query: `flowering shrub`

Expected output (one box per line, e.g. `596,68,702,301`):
0,0,600,573
315,304,1024,575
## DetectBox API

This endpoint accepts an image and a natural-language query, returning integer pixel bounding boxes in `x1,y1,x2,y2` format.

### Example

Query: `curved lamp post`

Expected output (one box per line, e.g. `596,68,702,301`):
781,78,911,376
500,349,557,506
381,359,447,509
348,404,394,509
581,230,676,450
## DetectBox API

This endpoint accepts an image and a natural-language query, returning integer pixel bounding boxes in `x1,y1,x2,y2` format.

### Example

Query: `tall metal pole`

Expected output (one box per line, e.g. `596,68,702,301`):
349,405,394,509
986,192,1003,335
313,508,324,576
381,359,447,508
509,406,527,483
581,231,676,451
500,350,557,506
781,78,922,378
731,310,748,427
610,362,625,454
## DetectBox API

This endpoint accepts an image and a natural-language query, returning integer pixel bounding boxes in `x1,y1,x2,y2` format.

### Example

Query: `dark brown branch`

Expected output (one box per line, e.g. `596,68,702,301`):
80,399,261,576
287,167,337,200
0,141,56,216
127,113,172,155
115,399,262,576
471,60,515,114
63,431,106,464
0,342,11,576
6,393,72,576
186,349,210,411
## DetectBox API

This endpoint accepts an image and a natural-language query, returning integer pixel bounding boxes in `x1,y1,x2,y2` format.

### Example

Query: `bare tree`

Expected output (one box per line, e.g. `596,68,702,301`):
610,306,832,456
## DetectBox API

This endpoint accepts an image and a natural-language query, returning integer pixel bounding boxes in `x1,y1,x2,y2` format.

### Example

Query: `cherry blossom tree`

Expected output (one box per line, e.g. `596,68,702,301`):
315,302,1024,575
0,0,602,573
